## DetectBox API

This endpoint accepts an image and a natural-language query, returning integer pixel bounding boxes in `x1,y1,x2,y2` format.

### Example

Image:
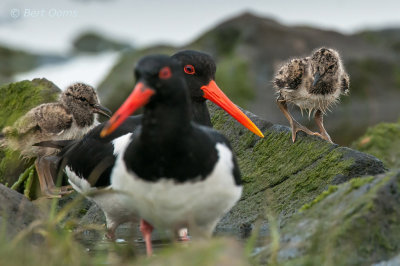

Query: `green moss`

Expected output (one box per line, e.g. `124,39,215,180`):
299,185,339,212
0,149,20,184
262,172,400,265
348,176,375,190
299,176,375,212
210,105,358,228
323,175,399,265
352,122,400,169
0,78,60,185
0,78,60,129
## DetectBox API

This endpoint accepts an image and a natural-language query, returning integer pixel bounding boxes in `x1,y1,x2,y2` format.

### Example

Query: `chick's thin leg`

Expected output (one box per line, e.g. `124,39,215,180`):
277,99,318,142
35,157,72,198
314,110,333,143
42,156,72,193
35,158,60,198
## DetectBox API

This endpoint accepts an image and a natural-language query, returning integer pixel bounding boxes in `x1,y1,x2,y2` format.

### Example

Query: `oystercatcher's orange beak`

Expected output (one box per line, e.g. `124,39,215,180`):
201,80,264,138
100,82,155,138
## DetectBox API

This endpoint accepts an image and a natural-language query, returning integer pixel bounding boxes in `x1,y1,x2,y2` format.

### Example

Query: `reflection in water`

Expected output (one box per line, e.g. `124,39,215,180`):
75,221,266,261
75,223,185,260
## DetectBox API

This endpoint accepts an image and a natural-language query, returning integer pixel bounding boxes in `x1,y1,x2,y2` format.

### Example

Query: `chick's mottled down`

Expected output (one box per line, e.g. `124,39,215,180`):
3,83,111,157
273,48,349,143
1,82,111,197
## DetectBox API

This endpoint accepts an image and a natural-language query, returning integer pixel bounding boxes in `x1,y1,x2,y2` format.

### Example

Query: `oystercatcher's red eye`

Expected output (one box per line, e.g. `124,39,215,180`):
159,66,172,79
184,65,195,75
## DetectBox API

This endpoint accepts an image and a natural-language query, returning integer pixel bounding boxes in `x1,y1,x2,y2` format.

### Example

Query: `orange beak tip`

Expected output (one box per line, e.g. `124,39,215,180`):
100,124,111,138
251,126,264,138
100,130,107,138
202,80,264,139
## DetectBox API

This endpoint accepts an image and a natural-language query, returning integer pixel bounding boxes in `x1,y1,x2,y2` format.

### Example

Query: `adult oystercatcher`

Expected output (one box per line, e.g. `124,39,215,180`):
101,54,242,256
273,47,349,143
36,50,262,240
1,82,111,197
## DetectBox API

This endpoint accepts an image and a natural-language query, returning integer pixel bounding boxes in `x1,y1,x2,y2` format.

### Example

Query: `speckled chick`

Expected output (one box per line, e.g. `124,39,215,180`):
1,82,111,197
273,48,349,143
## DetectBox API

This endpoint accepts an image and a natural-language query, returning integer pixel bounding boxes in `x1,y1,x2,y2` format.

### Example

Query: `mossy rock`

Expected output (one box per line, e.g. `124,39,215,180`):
352,121,400,169
258,171,400,265
207,103,385,235
0,78,61,186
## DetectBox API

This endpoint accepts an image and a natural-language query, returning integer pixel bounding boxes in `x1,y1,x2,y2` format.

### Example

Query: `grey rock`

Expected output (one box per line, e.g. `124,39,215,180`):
257,171,400,265
0,184,43,239
373,254,400,266
79,202,105,226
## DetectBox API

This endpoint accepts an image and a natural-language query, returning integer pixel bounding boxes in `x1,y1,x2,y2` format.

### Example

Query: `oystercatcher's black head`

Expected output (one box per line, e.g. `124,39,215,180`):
100,55,188,137
135,55,188,102
171,50,216,101
172,50,264,138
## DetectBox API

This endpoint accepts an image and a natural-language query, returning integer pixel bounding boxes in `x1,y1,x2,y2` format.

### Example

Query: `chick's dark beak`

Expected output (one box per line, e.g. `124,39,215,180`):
312,72,321,87
93,104,112,118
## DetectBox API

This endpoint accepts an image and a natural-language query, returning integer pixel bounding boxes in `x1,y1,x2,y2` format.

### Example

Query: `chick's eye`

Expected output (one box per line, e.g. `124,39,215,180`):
184,65,195,75
159,66,172,79
328,65,335,70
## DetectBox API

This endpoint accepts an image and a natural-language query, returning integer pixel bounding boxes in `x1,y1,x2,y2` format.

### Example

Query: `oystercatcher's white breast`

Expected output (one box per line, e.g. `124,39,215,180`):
111,142,242,235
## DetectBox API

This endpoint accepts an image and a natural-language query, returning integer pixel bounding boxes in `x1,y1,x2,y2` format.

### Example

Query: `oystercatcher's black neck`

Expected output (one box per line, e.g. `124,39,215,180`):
140,90,192,143
172,50,216,127
190,99,212,127
124,115,219,183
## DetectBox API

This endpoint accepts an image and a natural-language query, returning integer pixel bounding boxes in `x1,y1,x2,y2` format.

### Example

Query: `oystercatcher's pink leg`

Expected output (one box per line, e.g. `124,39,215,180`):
178,228,190,241
140,219,153,256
